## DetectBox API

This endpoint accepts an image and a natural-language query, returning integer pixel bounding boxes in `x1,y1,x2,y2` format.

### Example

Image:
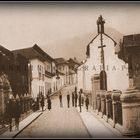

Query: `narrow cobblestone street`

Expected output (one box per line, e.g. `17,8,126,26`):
16,85,90,138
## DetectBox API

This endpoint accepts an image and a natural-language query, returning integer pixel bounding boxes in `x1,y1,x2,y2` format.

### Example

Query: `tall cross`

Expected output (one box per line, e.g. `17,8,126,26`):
98,45,106,70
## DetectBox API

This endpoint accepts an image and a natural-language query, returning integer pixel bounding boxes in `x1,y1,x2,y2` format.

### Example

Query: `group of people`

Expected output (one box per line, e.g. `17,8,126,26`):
5,87,89,132
35,94,52,111
32,94,45,112
58,87,89,112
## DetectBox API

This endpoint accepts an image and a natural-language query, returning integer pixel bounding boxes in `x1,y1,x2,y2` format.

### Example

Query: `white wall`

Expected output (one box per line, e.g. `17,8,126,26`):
30,59,45,98
77,65,84,91
77,34,129,92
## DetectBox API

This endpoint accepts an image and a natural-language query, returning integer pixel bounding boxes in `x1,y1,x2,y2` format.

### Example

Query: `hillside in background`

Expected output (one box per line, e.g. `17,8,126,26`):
42,27,124,62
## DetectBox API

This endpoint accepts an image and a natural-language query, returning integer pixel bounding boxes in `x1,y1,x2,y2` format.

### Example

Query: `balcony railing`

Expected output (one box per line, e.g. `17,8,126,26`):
45,70,55,78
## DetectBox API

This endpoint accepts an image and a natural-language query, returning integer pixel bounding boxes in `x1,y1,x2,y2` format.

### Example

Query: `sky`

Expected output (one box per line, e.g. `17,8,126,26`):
0,2,140,59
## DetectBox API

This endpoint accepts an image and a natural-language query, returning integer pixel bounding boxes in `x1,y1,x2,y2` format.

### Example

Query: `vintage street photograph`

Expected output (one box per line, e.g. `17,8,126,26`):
0,1,140,138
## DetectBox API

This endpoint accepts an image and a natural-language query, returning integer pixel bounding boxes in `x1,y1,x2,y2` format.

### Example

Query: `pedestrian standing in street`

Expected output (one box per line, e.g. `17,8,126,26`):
72,92,75,107
14,99,22,131
6,99,13,132
85,95,89,112
79,92,82,112
75,86,77,93
50,88,52,95
47,97,52,111
36,95,40,110
67,92,70,108
40,95,45,111
75,91,78,107
59,92,63,107
81,90,85,106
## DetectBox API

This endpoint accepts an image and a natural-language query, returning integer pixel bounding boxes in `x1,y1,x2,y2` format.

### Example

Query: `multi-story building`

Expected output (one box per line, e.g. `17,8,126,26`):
118,34,140,89
54,58,69,89
13,44,55,99
68,57,81,85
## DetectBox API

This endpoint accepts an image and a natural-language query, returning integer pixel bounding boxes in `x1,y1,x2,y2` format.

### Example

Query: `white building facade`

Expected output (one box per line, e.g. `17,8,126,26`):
77,35,129,93
13,44,55,99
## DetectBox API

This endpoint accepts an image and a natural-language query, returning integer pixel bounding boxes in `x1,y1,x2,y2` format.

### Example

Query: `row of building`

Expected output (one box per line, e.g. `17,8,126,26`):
0,44,80,114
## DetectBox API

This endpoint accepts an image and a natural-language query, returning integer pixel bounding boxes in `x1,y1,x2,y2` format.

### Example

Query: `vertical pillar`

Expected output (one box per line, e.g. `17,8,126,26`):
96,91,101,115
121,89,140,136
101,90,106,118
105,91,112,122
111,90,121,128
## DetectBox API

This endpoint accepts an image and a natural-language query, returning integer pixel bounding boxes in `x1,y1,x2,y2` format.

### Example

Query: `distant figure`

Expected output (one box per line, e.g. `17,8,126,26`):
75,91,78,107
47,90,50,96
75,86,77,93
47,97,52,111
72,92,75,107
50,88,52,95
81,91,85,106
85,96,89,111
14,99,22,130
40,95,45,111
32,99,36,112
79,92,82,112
59,92,63,107
67,93,70,108
36,95,40,110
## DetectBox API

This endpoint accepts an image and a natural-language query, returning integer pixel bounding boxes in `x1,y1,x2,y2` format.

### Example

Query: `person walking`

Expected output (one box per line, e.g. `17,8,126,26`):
14,99,22,131
59,92,63,107
72,92,75,107
85,95,89,112
81,91,85,106
40,95,45,111
47,97,51,111
75,91,78,107
67,93,70,108
79,92,82,112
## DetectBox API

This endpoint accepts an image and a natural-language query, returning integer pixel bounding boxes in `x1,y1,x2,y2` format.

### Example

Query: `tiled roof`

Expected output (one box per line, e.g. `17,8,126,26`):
12,44,54,62
0,45,14,59
54,58,68,65
68,58,80,65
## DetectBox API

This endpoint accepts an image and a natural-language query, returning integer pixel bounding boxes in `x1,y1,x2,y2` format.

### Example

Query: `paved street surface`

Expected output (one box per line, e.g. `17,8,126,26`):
1,111,43,138
4,85,122,138
17,85,90,138
76,107,123,138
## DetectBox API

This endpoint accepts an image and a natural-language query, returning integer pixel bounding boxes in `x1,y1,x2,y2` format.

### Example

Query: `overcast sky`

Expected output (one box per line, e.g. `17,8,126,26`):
0,2,140,58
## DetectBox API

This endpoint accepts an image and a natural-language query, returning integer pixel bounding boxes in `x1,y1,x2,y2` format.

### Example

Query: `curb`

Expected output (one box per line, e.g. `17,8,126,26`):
75,107,92,138
12,112,43,138
88,108,124,138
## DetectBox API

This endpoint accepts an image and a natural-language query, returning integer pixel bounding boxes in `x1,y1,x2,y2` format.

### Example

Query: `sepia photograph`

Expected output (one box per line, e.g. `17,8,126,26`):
0,1,140,138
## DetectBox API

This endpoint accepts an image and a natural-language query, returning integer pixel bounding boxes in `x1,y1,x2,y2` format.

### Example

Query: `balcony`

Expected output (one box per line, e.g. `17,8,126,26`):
45,70,55,78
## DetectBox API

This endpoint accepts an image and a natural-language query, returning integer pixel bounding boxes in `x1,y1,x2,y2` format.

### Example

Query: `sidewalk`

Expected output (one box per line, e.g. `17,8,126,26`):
0,107,46,138
76,106,124,138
